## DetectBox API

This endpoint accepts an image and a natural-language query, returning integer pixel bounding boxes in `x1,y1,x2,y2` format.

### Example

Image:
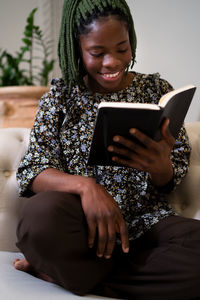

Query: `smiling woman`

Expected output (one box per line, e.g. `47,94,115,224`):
13,0,200,299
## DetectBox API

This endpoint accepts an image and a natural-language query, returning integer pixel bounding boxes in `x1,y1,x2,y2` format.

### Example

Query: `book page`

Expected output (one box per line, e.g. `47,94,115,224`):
98,102,160,110
159,85,195,107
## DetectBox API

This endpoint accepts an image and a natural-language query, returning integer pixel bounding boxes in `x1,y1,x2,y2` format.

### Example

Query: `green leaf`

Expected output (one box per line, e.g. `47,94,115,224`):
20,46,29,53
24,29,33,37
22,38,32,46
26,8,37,27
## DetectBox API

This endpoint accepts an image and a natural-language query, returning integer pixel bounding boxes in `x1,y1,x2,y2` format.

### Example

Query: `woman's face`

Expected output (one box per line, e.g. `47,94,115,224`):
79,16,132,94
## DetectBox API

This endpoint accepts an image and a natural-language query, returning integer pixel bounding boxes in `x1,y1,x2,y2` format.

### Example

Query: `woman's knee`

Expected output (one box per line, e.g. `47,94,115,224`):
17,191,88,255
20,191,84,224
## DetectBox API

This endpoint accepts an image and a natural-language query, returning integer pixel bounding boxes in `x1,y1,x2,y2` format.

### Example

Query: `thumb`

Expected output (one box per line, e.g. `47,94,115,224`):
161,118,175,146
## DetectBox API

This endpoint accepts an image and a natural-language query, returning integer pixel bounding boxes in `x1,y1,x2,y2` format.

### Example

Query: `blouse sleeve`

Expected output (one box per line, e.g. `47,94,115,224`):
146,124,191,195
145,75,191,200
16,79,68,196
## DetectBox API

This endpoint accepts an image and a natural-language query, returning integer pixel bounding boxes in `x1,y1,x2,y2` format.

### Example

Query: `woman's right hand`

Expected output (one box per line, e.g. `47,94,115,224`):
80,178,129,259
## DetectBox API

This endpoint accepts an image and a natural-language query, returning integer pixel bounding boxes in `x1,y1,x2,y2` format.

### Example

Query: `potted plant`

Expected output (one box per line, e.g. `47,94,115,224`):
0,8,55,127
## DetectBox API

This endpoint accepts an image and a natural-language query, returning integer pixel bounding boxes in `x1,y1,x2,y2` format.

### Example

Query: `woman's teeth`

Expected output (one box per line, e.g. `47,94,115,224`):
103,72,120,78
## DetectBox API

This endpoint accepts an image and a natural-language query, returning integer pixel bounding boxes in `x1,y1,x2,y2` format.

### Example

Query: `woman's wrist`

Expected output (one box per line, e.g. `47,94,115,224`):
155,177,175,193
149,161,174,187
76,176,97,196
149,166,174,194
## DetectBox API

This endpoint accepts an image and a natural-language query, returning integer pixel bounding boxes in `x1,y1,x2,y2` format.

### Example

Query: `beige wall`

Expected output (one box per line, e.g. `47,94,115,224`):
127,0,200,122
0,0,41,54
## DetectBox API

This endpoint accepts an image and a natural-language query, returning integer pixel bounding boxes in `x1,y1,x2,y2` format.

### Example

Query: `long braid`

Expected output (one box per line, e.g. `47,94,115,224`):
58,0,137,93
58,0,79,93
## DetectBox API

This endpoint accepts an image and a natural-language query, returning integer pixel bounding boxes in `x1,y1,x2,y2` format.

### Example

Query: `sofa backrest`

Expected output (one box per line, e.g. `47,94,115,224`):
0,123,200,252
170,122,200,218
0,128,30,251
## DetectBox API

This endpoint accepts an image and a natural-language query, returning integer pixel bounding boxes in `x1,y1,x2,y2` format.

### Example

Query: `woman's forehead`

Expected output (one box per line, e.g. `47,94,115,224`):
80,17,129,47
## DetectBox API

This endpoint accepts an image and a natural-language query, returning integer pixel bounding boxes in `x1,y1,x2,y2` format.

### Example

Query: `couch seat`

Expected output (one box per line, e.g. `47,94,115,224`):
0,251,114,300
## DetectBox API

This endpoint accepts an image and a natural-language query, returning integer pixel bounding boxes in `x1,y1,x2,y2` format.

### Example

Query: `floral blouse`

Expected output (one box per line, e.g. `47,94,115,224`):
17,72,191,240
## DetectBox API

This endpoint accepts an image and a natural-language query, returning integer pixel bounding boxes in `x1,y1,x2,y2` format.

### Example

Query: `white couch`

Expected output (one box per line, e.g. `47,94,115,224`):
0,123,200,299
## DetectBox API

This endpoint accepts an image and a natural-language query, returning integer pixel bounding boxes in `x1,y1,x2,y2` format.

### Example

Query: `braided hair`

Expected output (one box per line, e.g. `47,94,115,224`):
58,0,137,93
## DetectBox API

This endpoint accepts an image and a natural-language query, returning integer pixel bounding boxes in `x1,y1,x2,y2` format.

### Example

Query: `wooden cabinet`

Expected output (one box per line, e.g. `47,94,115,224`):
0,98,38,128
0,86,49,128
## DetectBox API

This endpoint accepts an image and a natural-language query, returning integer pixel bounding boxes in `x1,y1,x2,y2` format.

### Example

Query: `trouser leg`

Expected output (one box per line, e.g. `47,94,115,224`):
16,192,200,299
16,191,114,296
96,216,200,300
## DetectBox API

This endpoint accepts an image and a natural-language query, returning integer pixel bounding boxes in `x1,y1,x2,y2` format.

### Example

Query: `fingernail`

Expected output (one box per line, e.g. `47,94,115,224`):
105,255,111,259
130,128,136,134
97,253,103,258
108,146,113,152
113,136,119,142
124,247,129,253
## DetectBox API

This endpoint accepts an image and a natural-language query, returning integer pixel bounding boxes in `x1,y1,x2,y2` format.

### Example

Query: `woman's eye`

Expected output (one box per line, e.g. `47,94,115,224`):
118,49,128,53
90,53,103,58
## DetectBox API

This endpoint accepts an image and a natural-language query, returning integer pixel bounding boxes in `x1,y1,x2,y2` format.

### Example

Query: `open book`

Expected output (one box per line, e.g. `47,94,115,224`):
87,84,196,166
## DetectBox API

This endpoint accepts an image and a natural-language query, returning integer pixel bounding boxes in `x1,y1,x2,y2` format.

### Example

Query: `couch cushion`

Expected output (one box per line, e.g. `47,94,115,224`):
0,251,113,300
170,122,200,218
0,128,30,251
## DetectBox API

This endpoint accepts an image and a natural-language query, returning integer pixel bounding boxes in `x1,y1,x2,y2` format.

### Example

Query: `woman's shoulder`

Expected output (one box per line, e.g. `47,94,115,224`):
133,72,172,88
136,71,172,88
49,78,87,99
131,72,173,94
49,78,69,98
39,78,80,108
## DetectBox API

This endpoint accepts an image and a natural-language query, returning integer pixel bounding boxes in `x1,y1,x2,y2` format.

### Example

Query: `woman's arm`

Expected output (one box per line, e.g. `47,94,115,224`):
31,168,88,194
32,168,129,259
16,78,128,259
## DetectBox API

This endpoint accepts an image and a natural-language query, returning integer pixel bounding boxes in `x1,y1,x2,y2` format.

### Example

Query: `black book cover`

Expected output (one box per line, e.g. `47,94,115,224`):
88,85,196,166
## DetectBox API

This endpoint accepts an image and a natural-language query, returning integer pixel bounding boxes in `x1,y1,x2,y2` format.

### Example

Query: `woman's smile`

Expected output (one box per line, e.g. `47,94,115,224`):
101,71,121,80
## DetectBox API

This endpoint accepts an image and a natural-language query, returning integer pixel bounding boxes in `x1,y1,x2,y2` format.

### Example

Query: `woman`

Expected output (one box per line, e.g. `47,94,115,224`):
14,0,200,299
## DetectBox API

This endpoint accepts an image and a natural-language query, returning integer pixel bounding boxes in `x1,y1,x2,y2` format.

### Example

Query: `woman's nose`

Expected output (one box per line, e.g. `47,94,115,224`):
102,54,121,69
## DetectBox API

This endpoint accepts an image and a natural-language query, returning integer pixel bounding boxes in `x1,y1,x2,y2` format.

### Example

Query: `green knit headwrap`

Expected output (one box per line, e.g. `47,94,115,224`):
58,0,137,93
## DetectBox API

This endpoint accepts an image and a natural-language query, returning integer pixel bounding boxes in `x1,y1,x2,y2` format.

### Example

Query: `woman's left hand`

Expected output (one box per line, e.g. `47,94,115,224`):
108,118,175,187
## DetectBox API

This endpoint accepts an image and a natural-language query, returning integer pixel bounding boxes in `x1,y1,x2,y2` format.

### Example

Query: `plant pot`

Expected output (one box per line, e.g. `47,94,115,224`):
0,85,49,128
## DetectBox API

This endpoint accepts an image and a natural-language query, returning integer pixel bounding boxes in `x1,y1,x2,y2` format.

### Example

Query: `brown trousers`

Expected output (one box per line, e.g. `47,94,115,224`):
16,191,200,300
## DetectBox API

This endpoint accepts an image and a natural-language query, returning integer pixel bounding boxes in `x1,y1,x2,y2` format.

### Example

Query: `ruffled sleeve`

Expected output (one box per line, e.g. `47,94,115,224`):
16,78,69,196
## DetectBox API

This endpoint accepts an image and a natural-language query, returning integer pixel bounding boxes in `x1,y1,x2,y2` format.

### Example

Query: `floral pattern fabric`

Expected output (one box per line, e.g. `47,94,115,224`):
17,72,191,240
